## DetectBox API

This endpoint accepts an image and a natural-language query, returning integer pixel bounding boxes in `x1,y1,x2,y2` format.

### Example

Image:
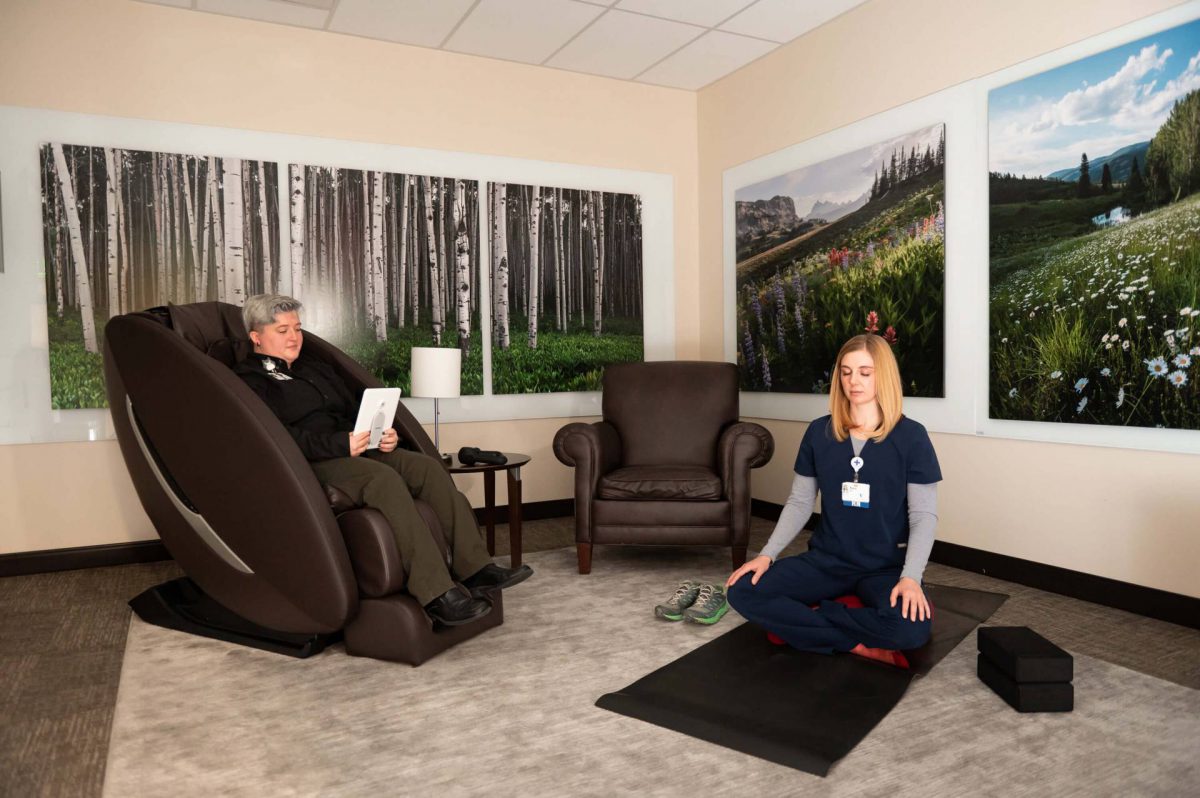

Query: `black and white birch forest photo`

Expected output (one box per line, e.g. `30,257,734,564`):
289,166,482,394
41,143,279,409
488,183,643,393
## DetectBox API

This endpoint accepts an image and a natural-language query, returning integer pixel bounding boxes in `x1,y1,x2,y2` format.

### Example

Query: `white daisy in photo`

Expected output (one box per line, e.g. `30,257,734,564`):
1168,370,1188,388
1050,370,1063,379
1100,368,1111,377
1174,354,1192,368
1118,317,1128,327
1182,307,1195,316
1145,357,1169,378
1076,396,1088,414
1116,387,1125,408
1008,387,1018,398
1074,377,1088,393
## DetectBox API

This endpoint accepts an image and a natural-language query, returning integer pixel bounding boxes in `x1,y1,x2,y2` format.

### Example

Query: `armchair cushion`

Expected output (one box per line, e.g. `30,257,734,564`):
598,465,722,501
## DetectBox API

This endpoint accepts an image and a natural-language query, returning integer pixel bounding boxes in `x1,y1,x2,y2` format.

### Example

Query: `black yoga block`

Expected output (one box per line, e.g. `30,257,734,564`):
978,654,1073,713
977,626,1073,683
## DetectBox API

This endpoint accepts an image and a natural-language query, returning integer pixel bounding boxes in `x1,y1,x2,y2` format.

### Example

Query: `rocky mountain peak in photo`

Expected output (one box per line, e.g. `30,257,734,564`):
805,191,869,224
736,195,799,239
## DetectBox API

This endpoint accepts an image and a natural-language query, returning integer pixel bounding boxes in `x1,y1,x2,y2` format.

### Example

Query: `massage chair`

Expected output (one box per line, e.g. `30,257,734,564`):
103,301,501,665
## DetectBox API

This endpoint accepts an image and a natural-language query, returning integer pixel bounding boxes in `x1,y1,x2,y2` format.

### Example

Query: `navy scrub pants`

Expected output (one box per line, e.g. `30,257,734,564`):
727,548,932,654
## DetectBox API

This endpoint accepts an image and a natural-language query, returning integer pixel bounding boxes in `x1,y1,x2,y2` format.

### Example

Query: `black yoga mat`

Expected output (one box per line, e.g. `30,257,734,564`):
596,584,1007,777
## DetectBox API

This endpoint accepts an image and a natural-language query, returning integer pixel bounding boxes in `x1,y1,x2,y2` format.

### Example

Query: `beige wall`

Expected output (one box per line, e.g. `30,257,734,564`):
698,0,1200,597
0,0,697,554
2,0,1197,599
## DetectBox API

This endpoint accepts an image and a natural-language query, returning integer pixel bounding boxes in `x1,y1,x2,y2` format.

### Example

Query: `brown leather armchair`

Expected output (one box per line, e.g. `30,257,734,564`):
104,301,501,666
553,361,773,573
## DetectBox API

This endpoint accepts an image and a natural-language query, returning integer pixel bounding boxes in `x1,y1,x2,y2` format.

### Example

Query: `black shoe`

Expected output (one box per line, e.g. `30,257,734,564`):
424,587,492,627
463,563,534,598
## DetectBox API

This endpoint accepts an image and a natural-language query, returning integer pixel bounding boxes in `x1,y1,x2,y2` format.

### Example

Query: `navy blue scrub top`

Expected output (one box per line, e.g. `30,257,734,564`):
795,415,942,572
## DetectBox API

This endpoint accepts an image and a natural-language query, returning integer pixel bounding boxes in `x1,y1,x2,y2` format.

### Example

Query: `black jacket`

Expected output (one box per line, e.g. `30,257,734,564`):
234,352,360,461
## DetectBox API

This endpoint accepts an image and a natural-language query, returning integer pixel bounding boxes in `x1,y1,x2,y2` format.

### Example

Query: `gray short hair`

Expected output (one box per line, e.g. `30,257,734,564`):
243,294,303,333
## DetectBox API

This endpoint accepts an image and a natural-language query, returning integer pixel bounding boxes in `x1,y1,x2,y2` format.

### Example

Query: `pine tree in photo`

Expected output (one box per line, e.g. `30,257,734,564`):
1077,153,1091,197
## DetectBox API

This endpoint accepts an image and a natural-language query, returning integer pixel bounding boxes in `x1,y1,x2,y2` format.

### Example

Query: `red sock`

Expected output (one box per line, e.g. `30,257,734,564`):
766,631,787,645
850,643,910,669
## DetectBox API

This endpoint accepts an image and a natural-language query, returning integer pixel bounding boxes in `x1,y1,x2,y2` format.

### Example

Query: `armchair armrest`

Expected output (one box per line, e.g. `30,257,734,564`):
553,421,622,544
717,422,774,547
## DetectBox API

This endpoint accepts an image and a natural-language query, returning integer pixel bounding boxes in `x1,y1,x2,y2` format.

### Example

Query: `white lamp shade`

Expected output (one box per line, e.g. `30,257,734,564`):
410,347,462,398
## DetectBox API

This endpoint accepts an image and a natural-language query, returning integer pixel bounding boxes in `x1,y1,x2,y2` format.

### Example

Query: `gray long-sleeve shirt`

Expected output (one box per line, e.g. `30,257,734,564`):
760,437,938,582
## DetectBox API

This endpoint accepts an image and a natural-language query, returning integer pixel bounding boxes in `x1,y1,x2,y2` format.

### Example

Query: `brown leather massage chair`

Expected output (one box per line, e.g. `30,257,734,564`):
553,361,774,574
103,301,501,665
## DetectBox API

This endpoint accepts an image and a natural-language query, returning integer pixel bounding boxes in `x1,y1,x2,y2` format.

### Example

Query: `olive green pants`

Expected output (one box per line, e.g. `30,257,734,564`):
312,448,492,605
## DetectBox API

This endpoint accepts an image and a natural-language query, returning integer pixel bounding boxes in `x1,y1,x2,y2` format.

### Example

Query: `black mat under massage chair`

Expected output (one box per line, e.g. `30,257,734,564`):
103,301,501,665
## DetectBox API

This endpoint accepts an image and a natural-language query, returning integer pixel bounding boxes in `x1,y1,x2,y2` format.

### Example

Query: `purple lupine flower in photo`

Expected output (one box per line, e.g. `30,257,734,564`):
750,290,765,337
773,276,788,353
742,323,756,372
761,346,772,391
794,302,805,340
935,201,945,235
866,241,875,260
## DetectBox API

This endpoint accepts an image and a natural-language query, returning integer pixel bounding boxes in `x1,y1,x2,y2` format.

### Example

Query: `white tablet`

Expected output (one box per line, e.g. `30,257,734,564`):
354,388,403,449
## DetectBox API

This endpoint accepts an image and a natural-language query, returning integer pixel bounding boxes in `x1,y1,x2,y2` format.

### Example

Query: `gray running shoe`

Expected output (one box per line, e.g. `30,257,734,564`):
655,580,702,621
683,584,729,625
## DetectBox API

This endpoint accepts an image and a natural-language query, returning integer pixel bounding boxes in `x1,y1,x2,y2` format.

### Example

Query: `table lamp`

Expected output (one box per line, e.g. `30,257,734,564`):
410,346,461,462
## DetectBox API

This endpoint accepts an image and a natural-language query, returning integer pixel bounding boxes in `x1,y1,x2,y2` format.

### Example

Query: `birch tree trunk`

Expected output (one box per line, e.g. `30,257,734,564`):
152,154,166,301
453,180,471,354
289,163,304,302
208,157,226,301
180,157,200,303
527,186,541,349
169,156,184,303
397,176,411,328
103,149,120,319
360,173,372,334
371,170,386,341
222,158,245,305
435,179,448,323
596,191,606,330
422,176,443,345
257,162,272,294
490,185,502,347
52,144,98,352
554,189,564,331
589,192,602,336
409,177,419,327
117,150,130,312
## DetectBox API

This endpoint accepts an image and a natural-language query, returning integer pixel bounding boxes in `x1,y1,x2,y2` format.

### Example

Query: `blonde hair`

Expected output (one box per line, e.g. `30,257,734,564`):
828,334,903,442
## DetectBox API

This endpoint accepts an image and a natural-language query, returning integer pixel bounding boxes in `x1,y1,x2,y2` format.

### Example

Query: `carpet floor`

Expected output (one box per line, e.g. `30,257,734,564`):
101,545,1200,797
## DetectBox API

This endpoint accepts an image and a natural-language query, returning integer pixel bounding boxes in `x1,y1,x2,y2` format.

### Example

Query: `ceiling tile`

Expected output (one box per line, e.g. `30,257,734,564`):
195,0,330,28
547,9,703,79
719,0,867,43
615,0,753,28
446,0,603,65
637,30,773,90
329,0,477,47
134,0,193,9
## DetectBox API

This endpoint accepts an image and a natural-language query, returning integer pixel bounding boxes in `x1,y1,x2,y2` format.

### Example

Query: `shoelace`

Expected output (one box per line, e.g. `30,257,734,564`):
668,582,699,606
693,585,721,610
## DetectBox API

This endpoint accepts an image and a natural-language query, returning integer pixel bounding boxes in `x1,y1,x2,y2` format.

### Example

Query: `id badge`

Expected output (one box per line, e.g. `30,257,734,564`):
842,481,870,508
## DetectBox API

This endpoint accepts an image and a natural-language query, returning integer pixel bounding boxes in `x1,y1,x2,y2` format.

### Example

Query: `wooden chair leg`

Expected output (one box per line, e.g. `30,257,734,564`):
577,543,593,574
731,545,747,570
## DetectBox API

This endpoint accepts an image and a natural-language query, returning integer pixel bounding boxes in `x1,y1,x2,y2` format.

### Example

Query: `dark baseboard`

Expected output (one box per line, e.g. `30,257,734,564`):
477,498,573,525
750,502,1199,631
0,540,172,578
0,499,576,578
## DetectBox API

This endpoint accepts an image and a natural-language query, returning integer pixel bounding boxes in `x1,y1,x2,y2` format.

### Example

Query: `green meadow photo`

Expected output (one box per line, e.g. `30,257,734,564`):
735,124,946,396
989,18,1200,429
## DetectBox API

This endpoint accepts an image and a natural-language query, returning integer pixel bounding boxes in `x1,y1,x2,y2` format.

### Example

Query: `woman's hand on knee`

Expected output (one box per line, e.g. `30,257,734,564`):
726,555,771,588
348,431,370,457
889,577,930,622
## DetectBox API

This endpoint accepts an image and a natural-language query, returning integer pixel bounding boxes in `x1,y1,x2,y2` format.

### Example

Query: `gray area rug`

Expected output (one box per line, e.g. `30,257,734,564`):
103,546,1200,797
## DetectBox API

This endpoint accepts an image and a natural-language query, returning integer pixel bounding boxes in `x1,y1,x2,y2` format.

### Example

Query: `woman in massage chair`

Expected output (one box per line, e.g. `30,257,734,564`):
725,334,940,668
234,294,532,628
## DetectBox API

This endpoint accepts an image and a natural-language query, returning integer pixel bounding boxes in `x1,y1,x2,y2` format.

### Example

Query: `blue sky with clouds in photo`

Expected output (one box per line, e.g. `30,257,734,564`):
736,123,943,217
990,17,1200,178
